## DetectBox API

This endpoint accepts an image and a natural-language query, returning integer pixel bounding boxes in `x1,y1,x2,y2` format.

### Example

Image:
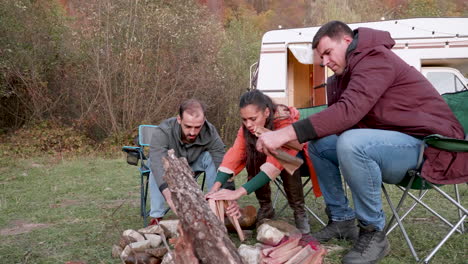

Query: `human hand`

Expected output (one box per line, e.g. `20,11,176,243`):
205,182,222,198
206,188,246,201
162,188,177,215
256,126,296,155
226,200,241,219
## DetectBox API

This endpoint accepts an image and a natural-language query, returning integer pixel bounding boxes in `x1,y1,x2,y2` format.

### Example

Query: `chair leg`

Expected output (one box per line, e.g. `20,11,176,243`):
272,178,283,210
142,173,150,227
422,214,467,264
273,178,326,226
396,185,464,234
382,184,420,262
140,173,145,217
201,172,206,191
454,184,465,233
386,189,429,234
272,178,289,216
385,175,417,234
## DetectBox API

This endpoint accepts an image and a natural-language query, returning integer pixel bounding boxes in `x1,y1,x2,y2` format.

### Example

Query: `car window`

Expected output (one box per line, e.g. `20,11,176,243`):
426,71,463,94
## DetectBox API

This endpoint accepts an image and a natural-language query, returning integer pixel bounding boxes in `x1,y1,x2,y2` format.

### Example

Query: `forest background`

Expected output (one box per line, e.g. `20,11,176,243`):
1,0,467,155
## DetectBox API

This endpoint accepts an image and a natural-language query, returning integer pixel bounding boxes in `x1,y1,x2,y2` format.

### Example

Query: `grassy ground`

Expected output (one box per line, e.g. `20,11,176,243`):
0,154,466,263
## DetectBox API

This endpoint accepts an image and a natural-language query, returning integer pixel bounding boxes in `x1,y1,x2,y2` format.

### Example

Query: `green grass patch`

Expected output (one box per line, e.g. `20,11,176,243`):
0,155,466,263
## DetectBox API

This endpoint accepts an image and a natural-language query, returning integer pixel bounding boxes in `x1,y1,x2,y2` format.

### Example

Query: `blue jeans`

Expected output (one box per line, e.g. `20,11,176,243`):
148,151,217,218
308,129,422,230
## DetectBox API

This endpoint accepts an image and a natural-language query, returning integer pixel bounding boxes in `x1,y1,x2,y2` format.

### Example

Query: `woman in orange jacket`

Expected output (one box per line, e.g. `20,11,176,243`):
207,89,310,233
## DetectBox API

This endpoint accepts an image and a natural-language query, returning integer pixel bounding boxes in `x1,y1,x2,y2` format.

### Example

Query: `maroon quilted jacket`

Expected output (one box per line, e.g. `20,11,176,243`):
293,27,467,184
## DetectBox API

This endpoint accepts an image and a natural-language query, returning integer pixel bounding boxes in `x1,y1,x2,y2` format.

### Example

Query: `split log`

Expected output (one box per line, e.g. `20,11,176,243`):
163,150,244,264
254,127,303,175
254,127,303,151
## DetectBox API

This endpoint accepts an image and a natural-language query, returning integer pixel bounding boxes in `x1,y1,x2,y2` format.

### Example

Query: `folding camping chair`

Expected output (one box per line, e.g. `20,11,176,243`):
122,125,206,226
272,105,328,226
272,154,326,226
382,90,468,263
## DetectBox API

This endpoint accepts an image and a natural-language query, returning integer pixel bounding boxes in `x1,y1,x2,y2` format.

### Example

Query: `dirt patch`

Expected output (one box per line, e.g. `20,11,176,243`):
0,220,51,236
100,199,139,209
50,199,82,208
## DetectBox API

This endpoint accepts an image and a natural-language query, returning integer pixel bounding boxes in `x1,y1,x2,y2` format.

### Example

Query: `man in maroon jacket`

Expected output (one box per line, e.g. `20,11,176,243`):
256,21,467,264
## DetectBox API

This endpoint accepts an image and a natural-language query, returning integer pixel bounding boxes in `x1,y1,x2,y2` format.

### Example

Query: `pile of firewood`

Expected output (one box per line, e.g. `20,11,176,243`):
260,236,326,264
111,151,327,264
111,220,179,264
238,221,327,264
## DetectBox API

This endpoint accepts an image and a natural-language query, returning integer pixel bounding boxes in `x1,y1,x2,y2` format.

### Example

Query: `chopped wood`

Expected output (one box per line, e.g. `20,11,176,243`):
145,247,168,258
138,225,165,235
208,199,217,216
254,127,303,151
253,127,303,175
273,150,303,175
226,201,245,241
284,245,315,264
263,245,302,264
268,236,301,258
217,200,225,224
300,247,326,264
123,229,146,242
257,223,285,246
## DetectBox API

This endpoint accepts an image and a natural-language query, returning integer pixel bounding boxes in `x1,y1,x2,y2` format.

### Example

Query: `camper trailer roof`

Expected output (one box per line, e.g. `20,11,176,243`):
262,18,468,44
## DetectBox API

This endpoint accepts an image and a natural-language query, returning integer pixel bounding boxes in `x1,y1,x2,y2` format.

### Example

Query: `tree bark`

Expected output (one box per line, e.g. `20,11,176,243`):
163,150,244,264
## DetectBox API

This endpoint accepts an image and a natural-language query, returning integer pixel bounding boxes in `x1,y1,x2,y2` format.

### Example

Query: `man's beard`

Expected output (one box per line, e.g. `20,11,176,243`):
183,133,196,143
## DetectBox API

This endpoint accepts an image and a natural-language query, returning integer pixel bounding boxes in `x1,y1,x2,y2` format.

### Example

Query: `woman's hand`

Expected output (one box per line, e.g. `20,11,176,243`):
205,182,222,198
206,187,247,201
226,201,241,219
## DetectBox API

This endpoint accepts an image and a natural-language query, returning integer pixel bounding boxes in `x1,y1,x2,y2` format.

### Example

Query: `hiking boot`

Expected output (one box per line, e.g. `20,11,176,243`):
256,205,275,225
342,224,390,264
294,213,310,234
311,218,359,242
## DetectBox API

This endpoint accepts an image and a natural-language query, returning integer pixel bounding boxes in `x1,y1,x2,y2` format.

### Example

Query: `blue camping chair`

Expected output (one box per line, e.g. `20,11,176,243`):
122,125,206,226
382,90,468,263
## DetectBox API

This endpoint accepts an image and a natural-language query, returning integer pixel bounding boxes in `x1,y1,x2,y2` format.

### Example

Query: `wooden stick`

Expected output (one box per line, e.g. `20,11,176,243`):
254,127,304,175
217,200,225,224
255,127,303,151
225,201,245,242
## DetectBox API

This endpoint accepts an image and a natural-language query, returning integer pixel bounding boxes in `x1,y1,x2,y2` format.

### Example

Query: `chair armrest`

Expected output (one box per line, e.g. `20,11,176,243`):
122,146,143,166
424,134,468,152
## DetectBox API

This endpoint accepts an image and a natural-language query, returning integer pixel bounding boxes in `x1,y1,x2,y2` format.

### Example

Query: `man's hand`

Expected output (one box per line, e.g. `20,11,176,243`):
162,188,177,215
256,125,297,155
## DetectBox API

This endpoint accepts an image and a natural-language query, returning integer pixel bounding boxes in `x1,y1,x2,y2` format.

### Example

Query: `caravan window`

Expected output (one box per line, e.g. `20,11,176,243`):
426,71,465,94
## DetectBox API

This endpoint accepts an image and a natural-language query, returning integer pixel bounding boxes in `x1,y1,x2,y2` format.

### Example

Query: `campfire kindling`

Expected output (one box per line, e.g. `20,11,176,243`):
111,150,327,264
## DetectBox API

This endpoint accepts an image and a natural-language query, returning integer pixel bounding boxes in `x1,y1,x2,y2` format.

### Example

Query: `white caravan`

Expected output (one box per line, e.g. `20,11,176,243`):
252,18,468,108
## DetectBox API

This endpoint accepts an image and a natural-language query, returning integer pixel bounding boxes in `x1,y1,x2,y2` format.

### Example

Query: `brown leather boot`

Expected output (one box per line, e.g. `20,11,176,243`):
281,169,310,233
254,183,275,224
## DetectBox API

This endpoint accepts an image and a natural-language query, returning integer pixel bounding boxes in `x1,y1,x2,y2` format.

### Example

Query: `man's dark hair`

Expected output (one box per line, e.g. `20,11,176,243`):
312,20,353,49
179,99,206,119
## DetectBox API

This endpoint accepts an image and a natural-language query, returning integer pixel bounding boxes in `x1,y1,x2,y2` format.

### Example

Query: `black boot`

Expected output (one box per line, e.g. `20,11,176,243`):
342,223,390,264
311,207,358,242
